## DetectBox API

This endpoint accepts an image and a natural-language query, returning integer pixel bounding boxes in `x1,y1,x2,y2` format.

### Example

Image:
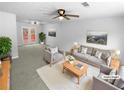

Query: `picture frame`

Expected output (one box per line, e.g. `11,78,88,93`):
86,32,107,45
48,32,56,37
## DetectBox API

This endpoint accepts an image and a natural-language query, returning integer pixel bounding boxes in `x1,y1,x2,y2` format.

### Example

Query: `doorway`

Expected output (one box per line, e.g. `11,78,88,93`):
22,27,37,45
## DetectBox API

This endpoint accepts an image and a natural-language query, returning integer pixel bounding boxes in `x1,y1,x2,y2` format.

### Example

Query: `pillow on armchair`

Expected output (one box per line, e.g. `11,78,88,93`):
50,47,58,54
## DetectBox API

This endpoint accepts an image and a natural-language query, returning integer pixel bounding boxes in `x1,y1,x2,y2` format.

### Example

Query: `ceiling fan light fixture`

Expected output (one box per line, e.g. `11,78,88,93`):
58,16,64,21
82,2,89,7
31,21,40,25
59,11,64,15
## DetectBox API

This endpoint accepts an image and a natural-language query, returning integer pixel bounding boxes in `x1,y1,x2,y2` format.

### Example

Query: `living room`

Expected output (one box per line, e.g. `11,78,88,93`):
0,0,124,92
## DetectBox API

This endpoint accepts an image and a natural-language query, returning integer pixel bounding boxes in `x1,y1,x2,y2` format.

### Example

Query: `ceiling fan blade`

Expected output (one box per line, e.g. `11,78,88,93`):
63,16,70,20
52,15,60,19
65,14,79,17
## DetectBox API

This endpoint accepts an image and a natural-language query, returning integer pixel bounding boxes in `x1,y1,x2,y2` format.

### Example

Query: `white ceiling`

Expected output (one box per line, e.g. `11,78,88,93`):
0,2,124,24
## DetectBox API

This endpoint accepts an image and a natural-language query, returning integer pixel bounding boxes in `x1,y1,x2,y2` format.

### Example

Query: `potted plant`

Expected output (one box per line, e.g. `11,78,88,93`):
39,32,46,44
0,36,12,61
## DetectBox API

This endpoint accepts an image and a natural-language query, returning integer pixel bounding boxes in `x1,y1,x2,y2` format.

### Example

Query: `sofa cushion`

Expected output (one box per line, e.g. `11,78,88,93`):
53,53,63,62
87,55,106,65
73,52,89,61
114,78,124,89
73,52,106,66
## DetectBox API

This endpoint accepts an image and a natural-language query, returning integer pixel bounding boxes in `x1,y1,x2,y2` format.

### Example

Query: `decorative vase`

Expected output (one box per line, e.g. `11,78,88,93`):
40,42,44,45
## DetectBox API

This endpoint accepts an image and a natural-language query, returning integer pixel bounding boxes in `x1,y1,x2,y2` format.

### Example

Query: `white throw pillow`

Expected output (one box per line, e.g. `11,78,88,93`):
107,56,112,67
81,47,87,54
50,47,58,54
54,47,58,53
95,51,102,59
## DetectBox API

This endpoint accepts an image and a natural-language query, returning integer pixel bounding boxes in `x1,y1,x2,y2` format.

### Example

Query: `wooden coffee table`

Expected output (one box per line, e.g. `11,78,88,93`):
63,60,88,84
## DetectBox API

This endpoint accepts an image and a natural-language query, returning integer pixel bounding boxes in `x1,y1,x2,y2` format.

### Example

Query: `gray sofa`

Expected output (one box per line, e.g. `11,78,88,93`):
92,65,122,90
93,76,120,90
72,45,113,68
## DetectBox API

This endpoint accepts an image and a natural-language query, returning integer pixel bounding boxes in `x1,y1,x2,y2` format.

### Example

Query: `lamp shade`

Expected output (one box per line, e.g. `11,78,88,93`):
116,50,120,55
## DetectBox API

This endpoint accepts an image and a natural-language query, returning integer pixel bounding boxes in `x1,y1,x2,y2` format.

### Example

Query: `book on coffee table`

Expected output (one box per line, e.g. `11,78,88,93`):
75,63,83,70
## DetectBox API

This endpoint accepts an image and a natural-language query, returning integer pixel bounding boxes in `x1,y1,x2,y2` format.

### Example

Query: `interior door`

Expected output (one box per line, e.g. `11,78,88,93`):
30,28,36,44
22,27,29,45
22,27,36,45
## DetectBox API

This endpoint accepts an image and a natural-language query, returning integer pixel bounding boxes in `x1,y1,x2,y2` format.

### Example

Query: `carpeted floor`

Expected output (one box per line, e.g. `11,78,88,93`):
10,45,49,90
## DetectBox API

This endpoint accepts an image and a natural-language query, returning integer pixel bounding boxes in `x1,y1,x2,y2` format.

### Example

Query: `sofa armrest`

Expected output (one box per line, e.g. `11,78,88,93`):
43,49,54,62
58,49,64,55
100,65,112,75
92,76,120,90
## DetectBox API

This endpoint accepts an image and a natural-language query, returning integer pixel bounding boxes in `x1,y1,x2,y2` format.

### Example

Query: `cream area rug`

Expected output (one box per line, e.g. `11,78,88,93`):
36,60,100,90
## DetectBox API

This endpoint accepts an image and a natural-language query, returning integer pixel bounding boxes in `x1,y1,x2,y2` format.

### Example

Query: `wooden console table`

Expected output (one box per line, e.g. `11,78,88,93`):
0,58,11,90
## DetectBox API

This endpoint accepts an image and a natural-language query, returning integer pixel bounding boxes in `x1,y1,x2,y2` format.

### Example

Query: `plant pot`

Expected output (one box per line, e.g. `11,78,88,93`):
0,53,10,61
0,60,2,77
40,42,44,45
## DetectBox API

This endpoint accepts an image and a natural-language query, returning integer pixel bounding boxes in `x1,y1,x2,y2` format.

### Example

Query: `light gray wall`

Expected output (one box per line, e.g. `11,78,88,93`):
0,11,18,58
17,22,43,46
42,23,60,47
43,16,124,65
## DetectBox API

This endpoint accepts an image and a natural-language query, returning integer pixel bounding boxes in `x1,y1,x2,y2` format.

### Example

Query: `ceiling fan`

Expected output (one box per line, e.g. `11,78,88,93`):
52,9,79,20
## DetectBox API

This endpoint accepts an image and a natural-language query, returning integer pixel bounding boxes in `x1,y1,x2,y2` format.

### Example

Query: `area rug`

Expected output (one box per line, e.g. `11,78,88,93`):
36,60,100,90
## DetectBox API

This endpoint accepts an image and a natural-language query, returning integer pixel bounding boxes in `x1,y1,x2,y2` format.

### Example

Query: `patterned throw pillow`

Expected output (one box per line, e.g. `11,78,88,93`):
50,47,58,54
107,56,112,66
95,51,102,59
101,52,110,61
78,45,82,53
87,47,93,55
81,47,87,54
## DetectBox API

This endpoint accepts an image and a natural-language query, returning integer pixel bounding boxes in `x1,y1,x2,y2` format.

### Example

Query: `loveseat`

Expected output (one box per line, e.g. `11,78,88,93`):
92,65,123,90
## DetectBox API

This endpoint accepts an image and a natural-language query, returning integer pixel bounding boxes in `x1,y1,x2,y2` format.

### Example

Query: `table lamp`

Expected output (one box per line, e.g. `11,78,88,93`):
114,50,120,59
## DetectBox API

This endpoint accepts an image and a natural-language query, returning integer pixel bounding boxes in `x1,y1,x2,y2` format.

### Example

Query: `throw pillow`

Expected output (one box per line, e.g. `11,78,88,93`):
107,69,117,84
114,78,124,89
101,52,110,61
78,45,82,52
81,47,87,54
107,56,112,67
87,47,93,55
95,51,102,59
50,47,58,54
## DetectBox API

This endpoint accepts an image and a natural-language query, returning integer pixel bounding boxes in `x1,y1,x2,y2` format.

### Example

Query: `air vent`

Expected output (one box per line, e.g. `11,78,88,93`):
82,2,89,7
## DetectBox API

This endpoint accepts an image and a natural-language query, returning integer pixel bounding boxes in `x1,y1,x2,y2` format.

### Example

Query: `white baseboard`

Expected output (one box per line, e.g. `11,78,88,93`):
12,56,19,59
19,43,40,47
